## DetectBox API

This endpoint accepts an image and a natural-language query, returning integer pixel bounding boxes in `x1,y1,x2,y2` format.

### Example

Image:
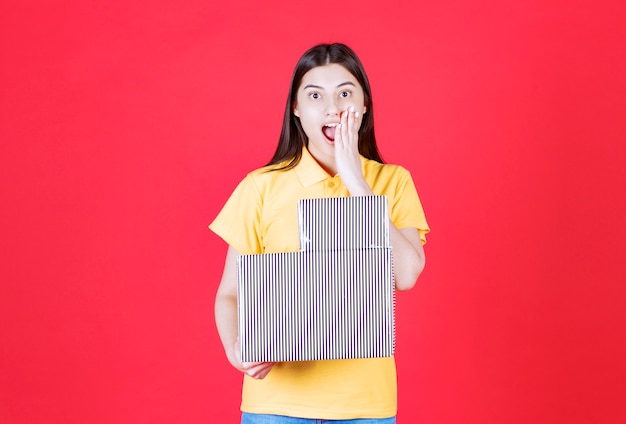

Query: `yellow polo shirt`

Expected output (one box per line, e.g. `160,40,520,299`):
209,147,429,419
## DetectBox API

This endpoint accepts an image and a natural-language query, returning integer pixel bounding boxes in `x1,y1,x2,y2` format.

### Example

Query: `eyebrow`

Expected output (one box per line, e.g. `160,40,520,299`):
302,82,356,90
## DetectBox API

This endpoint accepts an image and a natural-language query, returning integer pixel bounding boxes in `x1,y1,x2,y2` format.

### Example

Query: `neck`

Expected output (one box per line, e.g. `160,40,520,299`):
309,151,336,176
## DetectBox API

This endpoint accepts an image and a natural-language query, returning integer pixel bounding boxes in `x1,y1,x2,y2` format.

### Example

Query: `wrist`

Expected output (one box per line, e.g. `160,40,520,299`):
345,179,374,196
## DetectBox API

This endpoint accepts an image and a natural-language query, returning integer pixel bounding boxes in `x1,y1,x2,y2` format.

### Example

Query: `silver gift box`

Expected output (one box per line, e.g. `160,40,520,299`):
237,196,395,362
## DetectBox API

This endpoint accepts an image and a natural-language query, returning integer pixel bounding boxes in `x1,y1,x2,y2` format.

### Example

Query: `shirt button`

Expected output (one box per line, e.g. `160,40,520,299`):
328,181,335,188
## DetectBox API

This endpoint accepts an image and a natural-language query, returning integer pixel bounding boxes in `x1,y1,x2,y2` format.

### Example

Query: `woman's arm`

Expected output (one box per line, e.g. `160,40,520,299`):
388,226,425,291
334,107,425,291
214,245,275,379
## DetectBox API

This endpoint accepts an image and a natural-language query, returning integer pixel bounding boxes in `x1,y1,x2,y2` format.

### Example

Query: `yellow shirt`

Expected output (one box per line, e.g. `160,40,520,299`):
209,147,429,419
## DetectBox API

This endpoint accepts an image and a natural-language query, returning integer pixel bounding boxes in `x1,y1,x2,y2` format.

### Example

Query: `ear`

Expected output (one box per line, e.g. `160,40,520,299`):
294,107,300,118
363,106,367,114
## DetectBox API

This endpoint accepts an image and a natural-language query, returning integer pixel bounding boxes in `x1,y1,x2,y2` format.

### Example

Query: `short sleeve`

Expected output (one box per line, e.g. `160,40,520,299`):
389,168,430,244
209,173,264,254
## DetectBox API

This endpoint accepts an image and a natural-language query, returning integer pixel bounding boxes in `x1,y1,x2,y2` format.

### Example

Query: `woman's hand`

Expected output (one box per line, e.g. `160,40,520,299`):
241,361,276,380
228,337,276,380
334,106,373,196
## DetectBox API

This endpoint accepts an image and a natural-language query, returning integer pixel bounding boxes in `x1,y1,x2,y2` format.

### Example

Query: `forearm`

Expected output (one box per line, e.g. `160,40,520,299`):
389,225,425,291
214,291,240,367
213,246,276,379
213,246,244,371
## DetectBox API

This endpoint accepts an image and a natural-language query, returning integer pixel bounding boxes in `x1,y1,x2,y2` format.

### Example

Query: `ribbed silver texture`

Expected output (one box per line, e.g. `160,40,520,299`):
298,195,390,251
237,196,395,362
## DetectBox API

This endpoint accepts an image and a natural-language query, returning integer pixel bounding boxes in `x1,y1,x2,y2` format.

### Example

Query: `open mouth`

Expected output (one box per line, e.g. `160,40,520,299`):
322,123,339,142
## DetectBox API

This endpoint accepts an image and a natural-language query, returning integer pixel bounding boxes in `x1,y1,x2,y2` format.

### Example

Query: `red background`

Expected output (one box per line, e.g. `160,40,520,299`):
1,1,625,423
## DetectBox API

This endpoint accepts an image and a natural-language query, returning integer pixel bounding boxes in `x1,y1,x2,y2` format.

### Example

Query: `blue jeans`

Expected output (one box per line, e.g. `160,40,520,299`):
241,413,396,424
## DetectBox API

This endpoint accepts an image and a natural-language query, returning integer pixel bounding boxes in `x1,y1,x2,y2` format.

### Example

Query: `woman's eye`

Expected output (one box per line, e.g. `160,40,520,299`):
309,92,321,100
340,90,351,98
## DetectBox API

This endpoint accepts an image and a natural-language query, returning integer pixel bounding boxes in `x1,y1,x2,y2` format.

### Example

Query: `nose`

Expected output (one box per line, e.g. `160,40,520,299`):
324,97,340,116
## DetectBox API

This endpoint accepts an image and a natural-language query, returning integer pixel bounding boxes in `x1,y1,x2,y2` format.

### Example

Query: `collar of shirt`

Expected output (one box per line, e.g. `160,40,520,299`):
294,146,368,187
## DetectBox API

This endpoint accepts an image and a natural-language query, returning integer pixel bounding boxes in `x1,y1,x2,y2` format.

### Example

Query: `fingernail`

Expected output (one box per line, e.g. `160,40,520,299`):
350,106,355,112
355,111,360,118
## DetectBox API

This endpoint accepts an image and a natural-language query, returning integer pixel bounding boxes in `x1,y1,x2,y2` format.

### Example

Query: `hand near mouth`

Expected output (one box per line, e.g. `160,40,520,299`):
334,106,374,197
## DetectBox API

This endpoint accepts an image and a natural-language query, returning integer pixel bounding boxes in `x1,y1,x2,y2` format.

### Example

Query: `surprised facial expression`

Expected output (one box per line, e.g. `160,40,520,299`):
294,64,367,163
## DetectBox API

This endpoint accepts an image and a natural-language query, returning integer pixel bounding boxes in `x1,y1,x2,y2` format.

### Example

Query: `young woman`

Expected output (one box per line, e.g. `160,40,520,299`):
210,43,429,423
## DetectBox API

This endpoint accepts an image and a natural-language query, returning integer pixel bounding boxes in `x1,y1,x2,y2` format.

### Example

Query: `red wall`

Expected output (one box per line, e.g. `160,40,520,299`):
1,1,625,423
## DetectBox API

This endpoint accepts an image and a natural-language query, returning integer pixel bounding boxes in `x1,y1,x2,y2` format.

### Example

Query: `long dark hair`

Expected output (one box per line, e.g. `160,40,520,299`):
266,43,383,170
